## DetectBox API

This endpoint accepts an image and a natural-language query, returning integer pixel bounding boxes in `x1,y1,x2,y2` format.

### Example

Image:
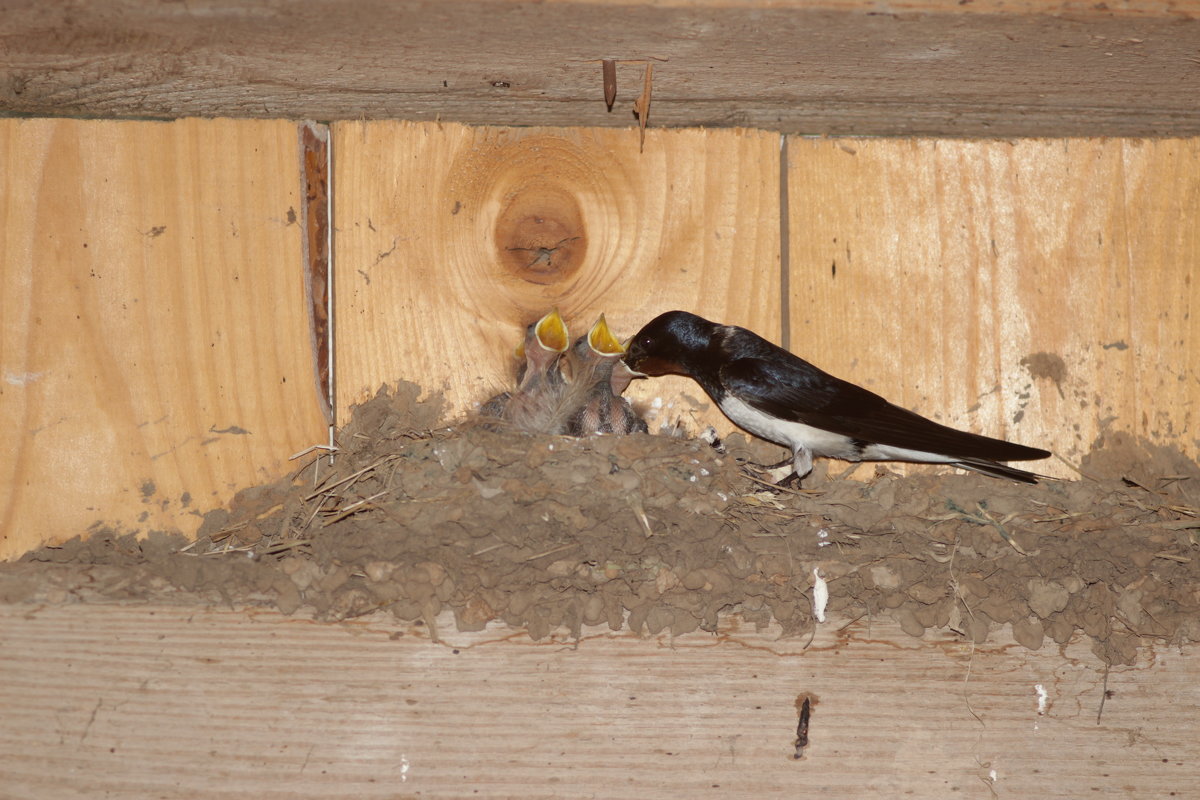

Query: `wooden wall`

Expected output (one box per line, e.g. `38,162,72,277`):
0,119,327,560
335,124,1200,472
789,138,1200,467
332,121,781,431
4,119,1199,558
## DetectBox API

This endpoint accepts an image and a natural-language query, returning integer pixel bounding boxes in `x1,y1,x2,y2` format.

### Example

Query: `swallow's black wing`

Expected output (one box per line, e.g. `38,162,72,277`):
718,355,1050,463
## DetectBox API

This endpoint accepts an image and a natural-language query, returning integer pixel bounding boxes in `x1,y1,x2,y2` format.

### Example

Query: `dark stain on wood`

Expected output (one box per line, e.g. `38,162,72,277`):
300,121,333,425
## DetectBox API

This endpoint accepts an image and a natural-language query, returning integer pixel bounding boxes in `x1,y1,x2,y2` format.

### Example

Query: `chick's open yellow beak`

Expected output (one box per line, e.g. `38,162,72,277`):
535,308,570,353
587,314,625,356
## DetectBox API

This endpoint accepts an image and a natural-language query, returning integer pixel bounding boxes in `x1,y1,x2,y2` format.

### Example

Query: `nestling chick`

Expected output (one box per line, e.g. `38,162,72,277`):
497,308,572,434
561,315,647,436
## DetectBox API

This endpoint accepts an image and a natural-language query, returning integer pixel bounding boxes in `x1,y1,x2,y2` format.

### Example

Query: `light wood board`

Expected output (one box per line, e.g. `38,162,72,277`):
4,1,1200,137
787,138,1200,477
0,119,327,559
333,121,780,433
0,602,1195,798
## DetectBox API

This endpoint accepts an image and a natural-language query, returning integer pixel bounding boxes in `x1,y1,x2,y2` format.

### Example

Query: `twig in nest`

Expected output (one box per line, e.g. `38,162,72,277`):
301,496,328,532
946,541,983,644
322,490,389,526
974,503,1039,556
522,542,578,563
740,471,821,497
629,498,654,537
207,522,248,545
286,454,322,485
1121,476,1196,508
944,500,1038,556
305,455,397,500
1031,512,1086,523
289,443,339,461
1152,474,1190,489
261,539,312,555
1054,453,1099,482
202,543,256,557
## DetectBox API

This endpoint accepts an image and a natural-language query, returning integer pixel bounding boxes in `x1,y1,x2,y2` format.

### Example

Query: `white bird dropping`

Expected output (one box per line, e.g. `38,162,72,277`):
812,568,829,623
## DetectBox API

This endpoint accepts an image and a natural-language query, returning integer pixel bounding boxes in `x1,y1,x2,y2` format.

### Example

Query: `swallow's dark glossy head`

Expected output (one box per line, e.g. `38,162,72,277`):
623,310,717,377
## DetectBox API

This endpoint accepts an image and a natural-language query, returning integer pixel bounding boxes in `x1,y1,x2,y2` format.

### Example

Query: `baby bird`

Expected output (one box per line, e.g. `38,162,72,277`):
562,315,647,436
498,308,572,433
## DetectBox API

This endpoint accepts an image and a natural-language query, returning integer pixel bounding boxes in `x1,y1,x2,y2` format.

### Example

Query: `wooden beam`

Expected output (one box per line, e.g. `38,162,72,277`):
787,138,1200,477
0,119,328,559
0,602,1195,797
333,121,780,431
3,1,1200,136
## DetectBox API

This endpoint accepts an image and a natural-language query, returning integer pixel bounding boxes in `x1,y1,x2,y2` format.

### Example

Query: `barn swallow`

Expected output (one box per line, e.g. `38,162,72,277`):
624,311,1051,484
561,315,647,436
499,309,572,433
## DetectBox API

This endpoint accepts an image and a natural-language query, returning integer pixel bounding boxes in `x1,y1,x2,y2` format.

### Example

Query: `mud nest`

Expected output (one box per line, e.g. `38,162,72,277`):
9,382,1200,666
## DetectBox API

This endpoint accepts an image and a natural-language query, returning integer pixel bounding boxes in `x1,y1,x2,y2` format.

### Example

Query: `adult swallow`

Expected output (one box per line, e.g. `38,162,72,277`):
498,308,572,433
560,315,647,436
623,311,1051,484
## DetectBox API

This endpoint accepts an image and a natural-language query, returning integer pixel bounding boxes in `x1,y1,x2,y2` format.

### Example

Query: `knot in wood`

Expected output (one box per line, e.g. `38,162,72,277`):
493,183,586,285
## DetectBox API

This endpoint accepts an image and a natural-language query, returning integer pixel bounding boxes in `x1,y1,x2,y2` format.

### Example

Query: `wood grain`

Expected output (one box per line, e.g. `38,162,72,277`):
3,1,1200,137
0,119,327,560
0,602,1195,798
333,121,780,433
787,138,1200,476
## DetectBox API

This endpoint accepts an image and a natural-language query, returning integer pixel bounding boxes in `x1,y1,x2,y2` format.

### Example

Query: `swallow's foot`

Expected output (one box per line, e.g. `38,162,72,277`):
764,462,797,485
775,471,804,491
743,458,796,482
741,462,801,490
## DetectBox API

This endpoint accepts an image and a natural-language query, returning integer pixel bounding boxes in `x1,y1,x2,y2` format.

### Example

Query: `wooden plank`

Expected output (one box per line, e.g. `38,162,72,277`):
333,121,780,432
0,602,1196,798
786,138,1200,477
3,1,1200,137
0,119,327,560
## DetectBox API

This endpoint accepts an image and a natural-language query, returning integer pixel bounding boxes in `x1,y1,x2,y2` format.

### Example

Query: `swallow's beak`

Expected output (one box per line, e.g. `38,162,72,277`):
622,348,648,378
535,308,570,354
615,336,643,377
587,314,625,356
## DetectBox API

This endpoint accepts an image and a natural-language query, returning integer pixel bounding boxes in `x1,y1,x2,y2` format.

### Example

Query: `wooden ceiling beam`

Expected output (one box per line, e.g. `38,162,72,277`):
3,0,1200,136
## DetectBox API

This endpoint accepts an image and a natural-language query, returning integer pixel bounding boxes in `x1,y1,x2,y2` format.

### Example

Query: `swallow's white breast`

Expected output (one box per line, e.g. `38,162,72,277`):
717,394,956,464
717,395,861,458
